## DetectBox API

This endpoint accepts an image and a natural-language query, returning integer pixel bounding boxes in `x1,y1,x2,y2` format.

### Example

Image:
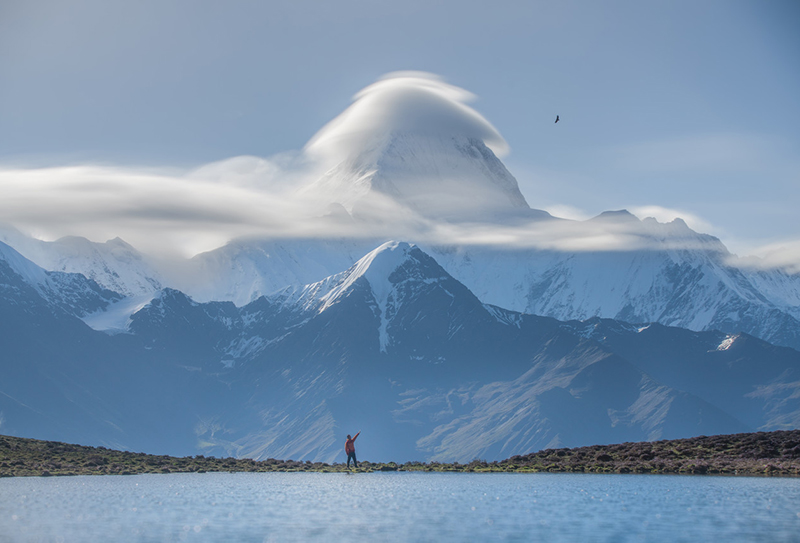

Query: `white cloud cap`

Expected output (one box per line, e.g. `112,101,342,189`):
305,71,509,162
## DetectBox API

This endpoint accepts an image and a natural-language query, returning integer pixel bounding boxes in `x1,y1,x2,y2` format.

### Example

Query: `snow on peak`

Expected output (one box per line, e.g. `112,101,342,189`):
302,73,528,219
0,240,48,287
0,229,163,297
319,241,416,312
280,241,450,352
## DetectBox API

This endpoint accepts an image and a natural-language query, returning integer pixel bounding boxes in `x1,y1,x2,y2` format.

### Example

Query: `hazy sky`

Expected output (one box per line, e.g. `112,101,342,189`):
1,0,798,262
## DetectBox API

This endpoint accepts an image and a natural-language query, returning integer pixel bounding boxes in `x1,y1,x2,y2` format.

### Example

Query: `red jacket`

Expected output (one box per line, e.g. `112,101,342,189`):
345,432,360,454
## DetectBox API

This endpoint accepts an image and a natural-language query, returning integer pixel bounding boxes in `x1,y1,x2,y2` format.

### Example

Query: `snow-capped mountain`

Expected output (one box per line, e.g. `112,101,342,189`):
0,240,121,317
3,240,798,462
424,213,800,351
302,72,534,220
0,226,163,297
167,215,800,351
163,73,800,350
181,237,378,306
1,73,797,352
305,132,535,220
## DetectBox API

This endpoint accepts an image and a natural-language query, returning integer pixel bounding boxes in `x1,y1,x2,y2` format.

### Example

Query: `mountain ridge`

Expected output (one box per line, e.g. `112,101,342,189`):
4,239,798,463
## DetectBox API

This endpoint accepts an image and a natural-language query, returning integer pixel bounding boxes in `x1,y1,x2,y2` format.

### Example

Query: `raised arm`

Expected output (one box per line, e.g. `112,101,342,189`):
354,431,360,441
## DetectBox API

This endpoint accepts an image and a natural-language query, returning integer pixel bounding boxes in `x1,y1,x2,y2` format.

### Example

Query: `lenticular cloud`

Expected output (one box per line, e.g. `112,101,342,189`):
0,72,521,257
305,71,509,162
1,72,796,273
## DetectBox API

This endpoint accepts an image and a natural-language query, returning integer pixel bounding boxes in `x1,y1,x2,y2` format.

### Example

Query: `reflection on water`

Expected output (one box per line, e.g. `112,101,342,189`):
1,472,799,542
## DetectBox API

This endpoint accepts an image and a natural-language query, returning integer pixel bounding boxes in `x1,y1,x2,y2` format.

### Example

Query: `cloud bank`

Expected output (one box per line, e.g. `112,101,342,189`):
731,240,800,275
0,160,736,259
0,72,797,274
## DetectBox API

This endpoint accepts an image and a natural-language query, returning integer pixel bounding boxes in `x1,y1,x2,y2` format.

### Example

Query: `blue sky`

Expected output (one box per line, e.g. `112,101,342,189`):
1,0,798,261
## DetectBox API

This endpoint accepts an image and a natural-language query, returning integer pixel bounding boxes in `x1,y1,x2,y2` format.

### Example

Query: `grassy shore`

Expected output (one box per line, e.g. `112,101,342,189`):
1,430,798,477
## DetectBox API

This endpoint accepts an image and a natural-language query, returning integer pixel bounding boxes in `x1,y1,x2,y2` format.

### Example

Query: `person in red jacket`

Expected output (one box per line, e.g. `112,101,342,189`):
345,431,360,468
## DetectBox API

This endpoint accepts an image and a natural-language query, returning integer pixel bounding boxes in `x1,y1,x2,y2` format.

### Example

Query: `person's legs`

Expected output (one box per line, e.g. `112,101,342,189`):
347,451,358,468
352,452,358,468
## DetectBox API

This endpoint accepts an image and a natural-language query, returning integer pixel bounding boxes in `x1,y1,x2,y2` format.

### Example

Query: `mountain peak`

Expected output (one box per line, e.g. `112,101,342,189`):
590,209,639,222
320,241,423,311
302,73,531,219
280,240,487,355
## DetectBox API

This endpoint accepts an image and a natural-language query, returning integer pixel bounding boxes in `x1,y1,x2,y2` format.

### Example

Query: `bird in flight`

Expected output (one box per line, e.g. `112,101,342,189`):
555,115,560,123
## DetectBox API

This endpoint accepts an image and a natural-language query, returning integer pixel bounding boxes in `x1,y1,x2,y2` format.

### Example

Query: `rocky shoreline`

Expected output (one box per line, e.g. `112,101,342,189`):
2,430,799,477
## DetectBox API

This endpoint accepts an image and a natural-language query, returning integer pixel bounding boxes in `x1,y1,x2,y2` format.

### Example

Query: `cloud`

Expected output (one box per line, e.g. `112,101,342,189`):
729,240,800,275
3,158,800,275
0,164,311,257
1,72,798,274
305,71,509,163
187,153,311,191
0,160,737,259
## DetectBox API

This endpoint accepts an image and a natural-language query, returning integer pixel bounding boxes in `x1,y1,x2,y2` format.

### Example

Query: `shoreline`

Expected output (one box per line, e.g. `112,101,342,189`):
2,430,799,478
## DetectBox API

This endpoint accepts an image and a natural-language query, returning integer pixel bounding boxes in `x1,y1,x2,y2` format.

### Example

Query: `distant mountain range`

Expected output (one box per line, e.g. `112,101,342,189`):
2,239,799,462
3,126,798,352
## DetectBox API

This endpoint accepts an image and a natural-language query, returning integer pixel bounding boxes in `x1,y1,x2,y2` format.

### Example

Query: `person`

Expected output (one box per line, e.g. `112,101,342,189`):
345,431,360,468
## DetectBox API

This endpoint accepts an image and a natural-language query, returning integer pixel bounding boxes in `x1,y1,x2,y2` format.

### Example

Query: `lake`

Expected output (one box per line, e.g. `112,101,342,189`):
1,472,799,542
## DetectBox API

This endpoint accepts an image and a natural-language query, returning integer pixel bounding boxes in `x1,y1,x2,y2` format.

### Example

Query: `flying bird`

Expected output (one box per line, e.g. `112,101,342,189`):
555,115,560,123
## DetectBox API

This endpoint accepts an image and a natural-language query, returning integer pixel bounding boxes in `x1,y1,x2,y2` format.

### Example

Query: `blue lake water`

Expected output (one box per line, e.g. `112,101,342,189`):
1,472,799,542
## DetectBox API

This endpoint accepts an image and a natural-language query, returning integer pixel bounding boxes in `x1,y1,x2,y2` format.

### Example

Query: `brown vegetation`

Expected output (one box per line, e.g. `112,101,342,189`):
492,430,800,476
1,430,798,477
